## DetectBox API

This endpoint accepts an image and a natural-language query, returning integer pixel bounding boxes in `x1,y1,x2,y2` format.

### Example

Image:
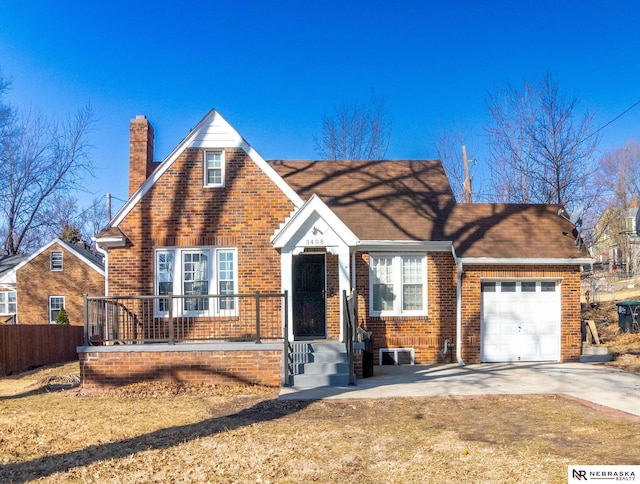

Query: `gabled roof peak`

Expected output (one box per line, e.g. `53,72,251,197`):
106,110,303,229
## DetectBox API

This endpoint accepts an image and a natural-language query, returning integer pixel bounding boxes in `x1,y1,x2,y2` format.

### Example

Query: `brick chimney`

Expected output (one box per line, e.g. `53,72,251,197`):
129,115,155,197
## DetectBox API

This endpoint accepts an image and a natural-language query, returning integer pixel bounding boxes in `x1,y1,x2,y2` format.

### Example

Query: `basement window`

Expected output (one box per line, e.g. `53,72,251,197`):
379,348,415,365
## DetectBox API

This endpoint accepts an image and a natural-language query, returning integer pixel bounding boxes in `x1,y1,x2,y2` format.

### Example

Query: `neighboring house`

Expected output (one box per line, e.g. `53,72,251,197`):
83,110,591,388
0,255,28,323
13,238,105,325
591,206,640,274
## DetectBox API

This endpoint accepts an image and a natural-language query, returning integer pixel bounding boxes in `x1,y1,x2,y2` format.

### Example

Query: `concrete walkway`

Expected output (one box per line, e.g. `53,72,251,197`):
279,362,640,417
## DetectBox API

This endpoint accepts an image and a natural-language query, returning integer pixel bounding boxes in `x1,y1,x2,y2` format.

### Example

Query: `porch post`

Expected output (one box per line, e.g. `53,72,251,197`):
83,294,89,346
337,245,352,342
280,250,294,341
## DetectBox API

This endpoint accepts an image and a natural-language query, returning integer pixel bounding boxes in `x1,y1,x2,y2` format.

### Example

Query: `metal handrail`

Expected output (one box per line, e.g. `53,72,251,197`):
343,289,357,385
83,292,286,346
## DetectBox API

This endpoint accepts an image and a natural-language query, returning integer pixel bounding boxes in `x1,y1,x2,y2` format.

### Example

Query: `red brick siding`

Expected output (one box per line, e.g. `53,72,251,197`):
460,265,582,364
356,253,581,364
129,116,155,197
356,252,457,364
109,147,295,297
325,253,341,339
16,243,104,325
79,349,282,388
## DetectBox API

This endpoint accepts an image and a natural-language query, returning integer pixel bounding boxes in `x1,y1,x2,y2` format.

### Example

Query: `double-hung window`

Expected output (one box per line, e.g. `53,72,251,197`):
157,252,174,312
51,251,63,271
370,254,427,316
155,247,237,316
183,251,209,312
204,150,225,188
218,250,235,310
0,291,17,314
49,296,64,324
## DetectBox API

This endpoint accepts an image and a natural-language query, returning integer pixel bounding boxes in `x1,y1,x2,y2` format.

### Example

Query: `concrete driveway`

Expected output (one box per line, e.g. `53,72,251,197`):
279,362,640,417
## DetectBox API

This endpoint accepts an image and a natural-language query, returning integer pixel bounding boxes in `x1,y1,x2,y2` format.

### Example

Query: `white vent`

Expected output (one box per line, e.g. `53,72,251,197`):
379,348,414,365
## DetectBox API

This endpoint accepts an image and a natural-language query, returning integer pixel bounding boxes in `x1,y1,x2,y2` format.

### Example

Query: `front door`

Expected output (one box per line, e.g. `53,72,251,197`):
292,254,326,339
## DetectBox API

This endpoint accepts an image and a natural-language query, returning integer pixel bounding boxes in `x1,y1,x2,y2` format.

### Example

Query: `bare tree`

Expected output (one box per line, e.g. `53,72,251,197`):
486,74,599,210
591,141,640,273
39,194,107,247
0,79,94,254
597,140,640,208
315,94,392,160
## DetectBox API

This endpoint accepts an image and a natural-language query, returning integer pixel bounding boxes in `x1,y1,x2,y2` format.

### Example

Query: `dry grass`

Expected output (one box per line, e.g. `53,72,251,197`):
1,363,639,483
583,299,640,372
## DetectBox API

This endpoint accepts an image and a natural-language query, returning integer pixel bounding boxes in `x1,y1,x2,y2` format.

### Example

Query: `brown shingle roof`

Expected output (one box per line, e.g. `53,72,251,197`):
445,204,588,259
269,160,456,241
269,160,589,260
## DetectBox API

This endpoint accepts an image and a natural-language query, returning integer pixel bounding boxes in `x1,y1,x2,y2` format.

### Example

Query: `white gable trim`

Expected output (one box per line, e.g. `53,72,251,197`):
108,109,303,228
271,194,359,250
0,275,16,287
12,238,105,276
0,258,25,286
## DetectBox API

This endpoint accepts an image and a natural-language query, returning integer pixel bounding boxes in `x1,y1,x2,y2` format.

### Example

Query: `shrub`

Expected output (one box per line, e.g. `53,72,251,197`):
55,307,70,325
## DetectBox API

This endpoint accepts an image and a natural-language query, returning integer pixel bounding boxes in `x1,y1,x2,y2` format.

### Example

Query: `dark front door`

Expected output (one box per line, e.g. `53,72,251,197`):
292,254,326,339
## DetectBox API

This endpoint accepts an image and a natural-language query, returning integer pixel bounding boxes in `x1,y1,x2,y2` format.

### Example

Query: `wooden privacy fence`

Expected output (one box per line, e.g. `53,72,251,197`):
0,325,83,376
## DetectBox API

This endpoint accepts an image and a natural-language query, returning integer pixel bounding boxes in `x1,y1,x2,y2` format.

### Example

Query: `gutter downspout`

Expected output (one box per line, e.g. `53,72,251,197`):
452,247,465,366
351,248,357,291
95,243,108,296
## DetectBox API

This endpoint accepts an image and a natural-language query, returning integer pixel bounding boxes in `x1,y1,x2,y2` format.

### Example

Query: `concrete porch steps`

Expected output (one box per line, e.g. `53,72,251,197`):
288,341,350,388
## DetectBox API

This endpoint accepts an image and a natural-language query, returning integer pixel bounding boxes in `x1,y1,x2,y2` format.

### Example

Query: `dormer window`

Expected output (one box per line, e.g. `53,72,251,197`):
204,150,225,188
50,251,63,271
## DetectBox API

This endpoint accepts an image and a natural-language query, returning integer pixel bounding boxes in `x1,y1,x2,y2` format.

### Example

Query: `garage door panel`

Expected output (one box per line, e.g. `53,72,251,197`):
519,341,540,361
481,280,561,363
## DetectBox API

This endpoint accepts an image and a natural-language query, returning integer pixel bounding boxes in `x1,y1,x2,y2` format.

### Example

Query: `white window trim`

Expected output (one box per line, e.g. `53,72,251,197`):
369,253,428,317
203,150,225,188
50,251,63,271
0,291,17,315
154,247,238,317
49,295,65,324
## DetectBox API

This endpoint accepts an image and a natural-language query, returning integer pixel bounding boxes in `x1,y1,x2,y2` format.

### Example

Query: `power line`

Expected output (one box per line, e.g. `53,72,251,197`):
587,98,640,140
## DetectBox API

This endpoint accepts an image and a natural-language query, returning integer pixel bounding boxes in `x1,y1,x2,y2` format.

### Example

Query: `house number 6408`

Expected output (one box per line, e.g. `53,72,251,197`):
305,238,324,245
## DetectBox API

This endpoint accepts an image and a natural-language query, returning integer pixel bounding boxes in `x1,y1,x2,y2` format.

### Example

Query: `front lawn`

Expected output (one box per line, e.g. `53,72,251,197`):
0,363,638,483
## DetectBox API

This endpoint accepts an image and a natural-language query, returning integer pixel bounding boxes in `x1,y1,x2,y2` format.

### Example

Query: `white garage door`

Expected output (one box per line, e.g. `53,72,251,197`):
481,280,561,362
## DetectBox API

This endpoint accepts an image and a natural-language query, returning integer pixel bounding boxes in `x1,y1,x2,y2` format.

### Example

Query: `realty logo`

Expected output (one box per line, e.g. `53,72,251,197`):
568,465,639,482
572,468,587,480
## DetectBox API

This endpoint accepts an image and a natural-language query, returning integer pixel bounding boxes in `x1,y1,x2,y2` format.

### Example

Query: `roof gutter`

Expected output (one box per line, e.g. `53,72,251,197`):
458,257,594,265
451,246,465,366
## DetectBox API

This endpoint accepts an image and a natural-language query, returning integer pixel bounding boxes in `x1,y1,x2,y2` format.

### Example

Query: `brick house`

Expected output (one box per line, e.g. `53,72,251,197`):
81,110,591,388
12,238,105,325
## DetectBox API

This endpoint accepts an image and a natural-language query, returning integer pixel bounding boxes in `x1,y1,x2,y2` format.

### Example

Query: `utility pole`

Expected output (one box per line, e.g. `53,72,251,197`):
462,145,472,203
106,193,112,222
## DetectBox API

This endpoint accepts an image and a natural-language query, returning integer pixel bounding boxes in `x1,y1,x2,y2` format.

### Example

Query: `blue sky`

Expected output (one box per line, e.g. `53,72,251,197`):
1,1,639,212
